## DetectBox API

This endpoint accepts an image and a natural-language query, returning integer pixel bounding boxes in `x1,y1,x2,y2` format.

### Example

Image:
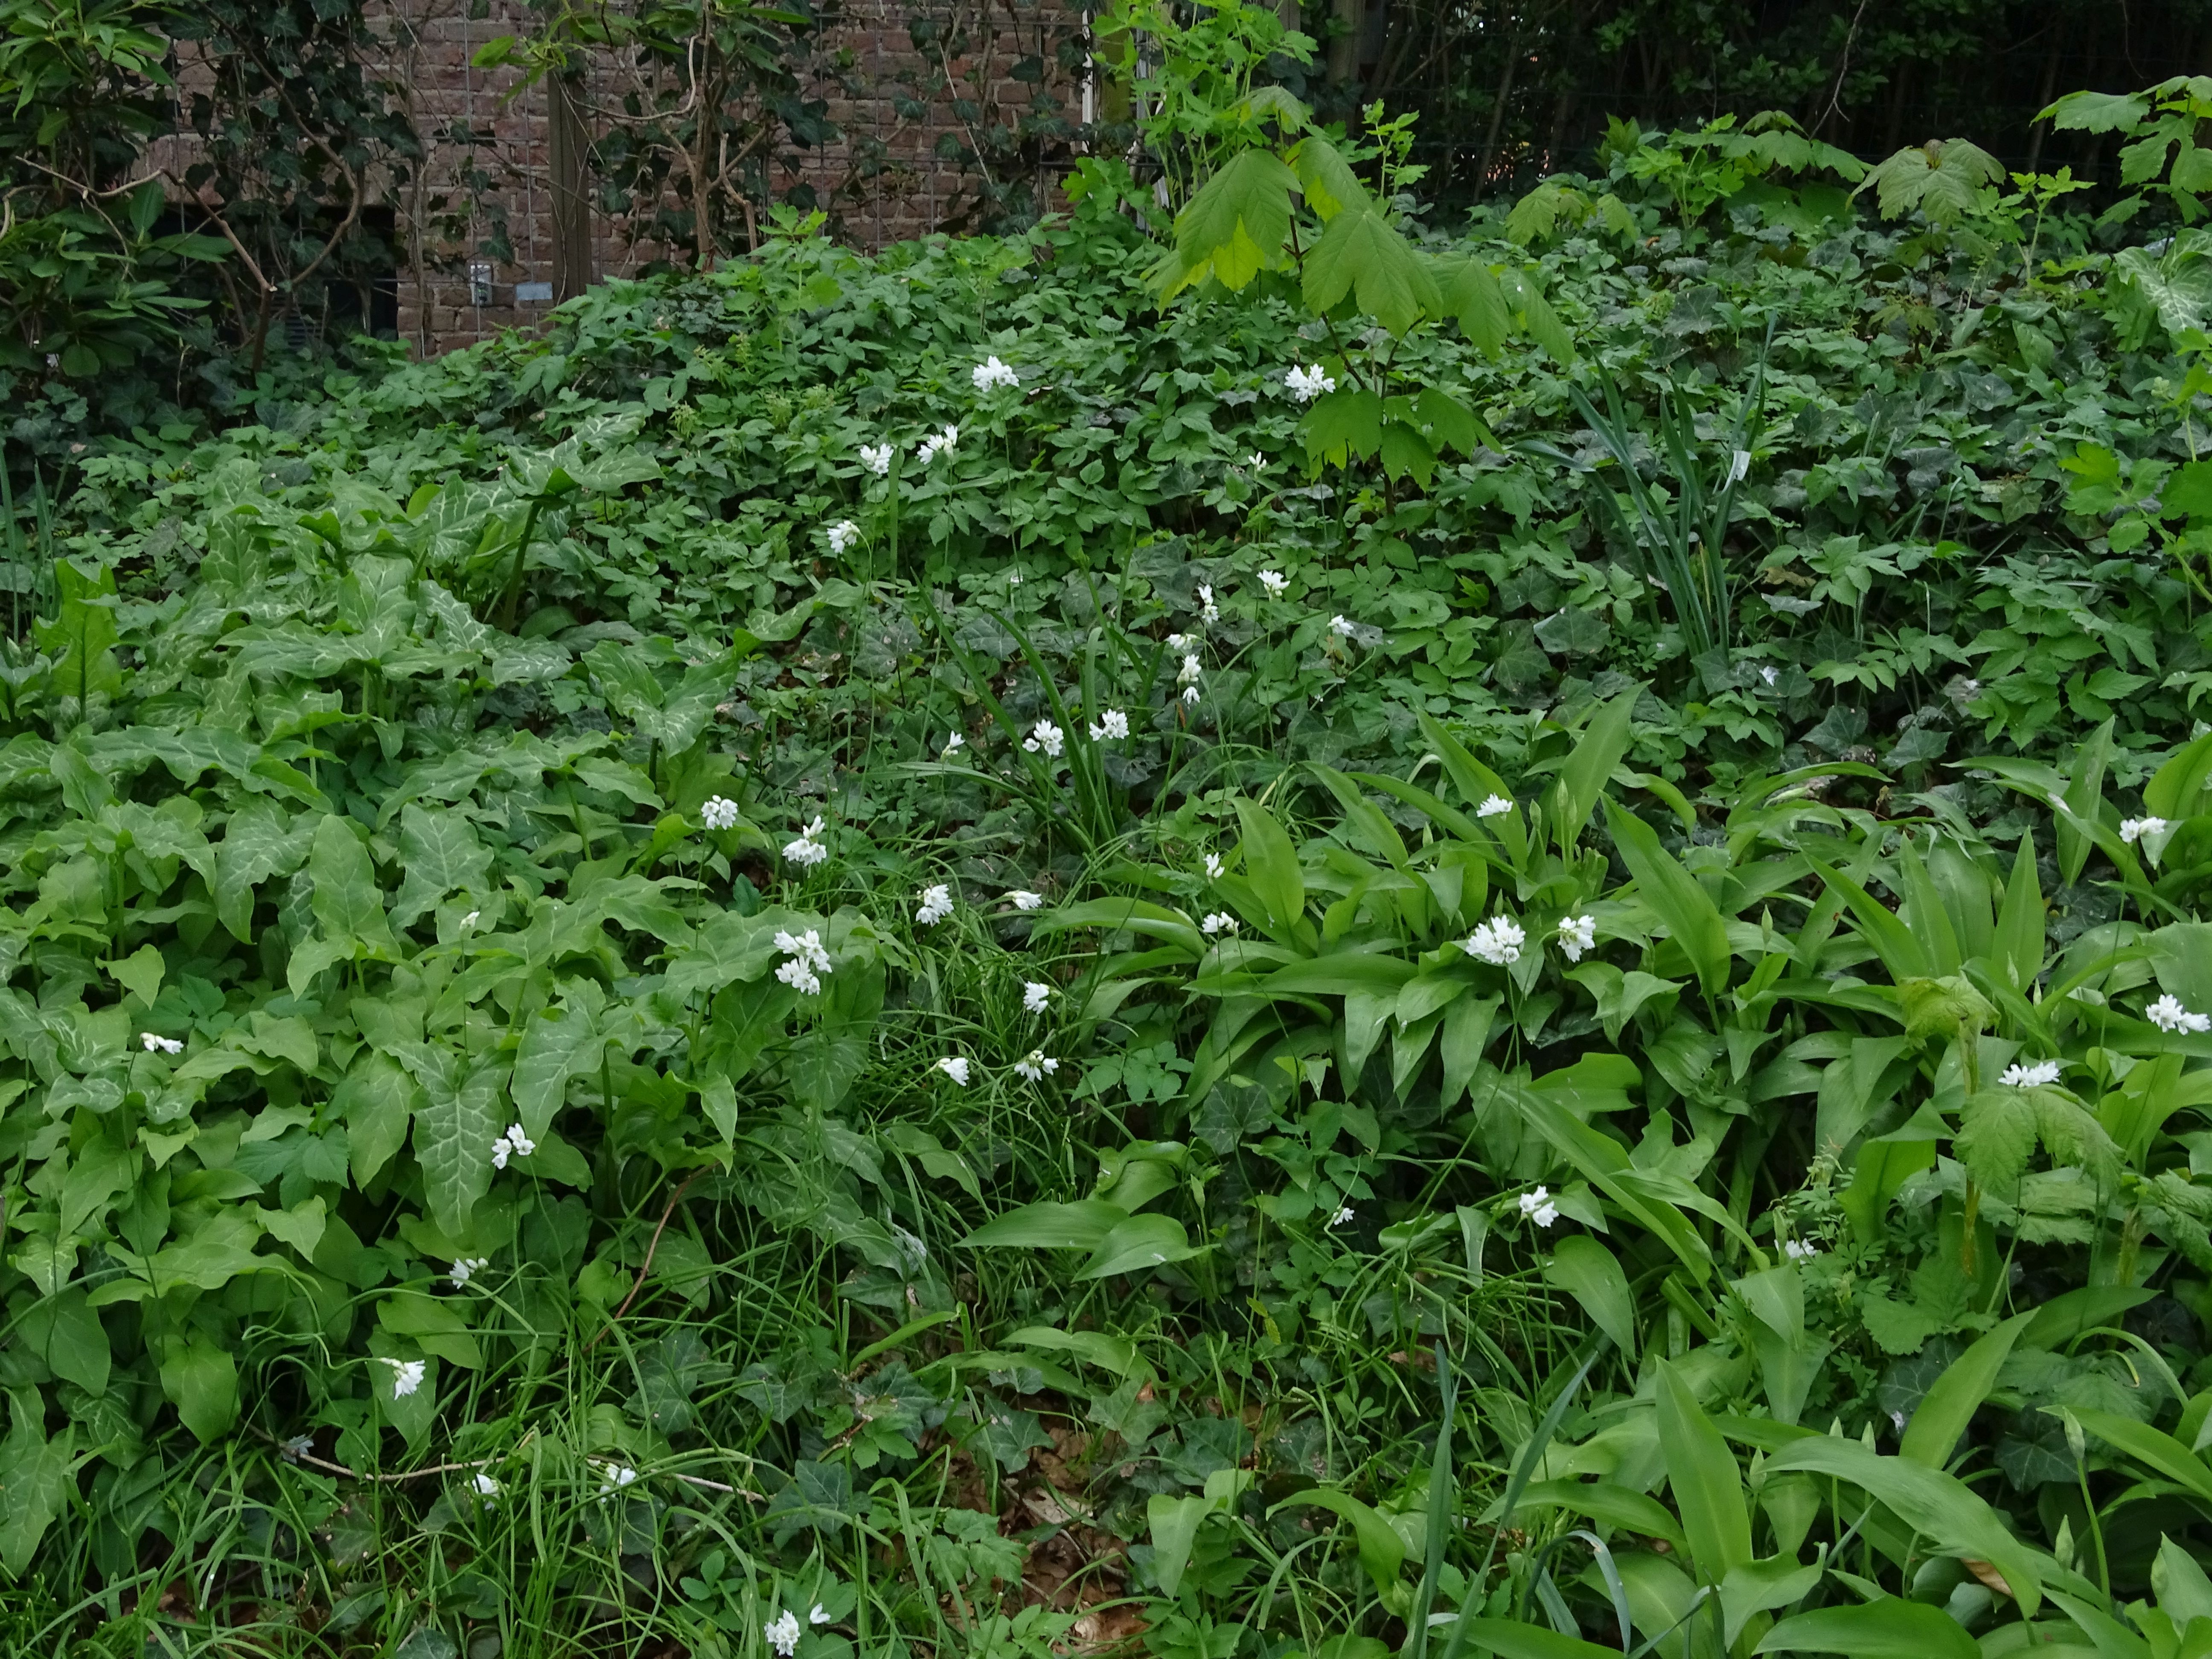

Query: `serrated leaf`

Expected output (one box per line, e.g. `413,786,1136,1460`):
1161,148,1300,299
1303,385,1382,467
1302,204,1440,335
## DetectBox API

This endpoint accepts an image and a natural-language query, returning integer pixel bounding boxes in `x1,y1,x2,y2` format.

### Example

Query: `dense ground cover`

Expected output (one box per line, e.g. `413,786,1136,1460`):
10,74,2212,1659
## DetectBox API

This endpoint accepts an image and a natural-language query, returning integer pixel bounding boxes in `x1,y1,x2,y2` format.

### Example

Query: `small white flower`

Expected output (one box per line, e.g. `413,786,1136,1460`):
491,1137,512,1170
460,910,481,930
597,1464,640,1504
916,884,955,926
827,519,860,557
1023,980,1051,1013
1556,914,1598,962
1177,653,1202,687
1182,686,1199,705
280,1434,314,1461
1008,570,1022,585
1198,584,1220,624
1463,916,1525,966
775,929,833,975
473,1472,501,1500
972,355,1020,392
1201,912,1239,934
917,424,960,464
1783,1239,1820,1261
1022,719,1065,759
1204,853,1223,880
1248,452,1267,470
1957,678,1981,699
2121,816,2170,844
1330,1205,1354,1227
1759,664,1779,687
2000,1059,2063,1088
937,1056,970,1086
1089,708,1129,742
1014,1049,1059,1082
448,1256,490,1288
1518,1187,1559,1228
700,795,741,830
940,732,965,757
2148,995,2212,1035
1891,1410,1908,1433
784,815,830,868
1329,615,1356,637
859,442,893,476
811,1606,832,1627
765,1612,803,1657
1726,448,1751,486
1008,889,1044,911
384,1357,427,1398
776,957,823,996
1258,569,1288,597
140,1031,184,1055
1286,364,1336,402
1476,794,1513,819
1167,632,1192,650
503,1123,535,1159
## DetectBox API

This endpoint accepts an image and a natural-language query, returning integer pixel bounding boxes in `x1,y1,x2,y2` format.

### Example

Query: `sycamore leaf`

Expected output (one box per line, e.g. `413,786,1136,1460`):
1289,130,1368,221
1160,148,1300,299
2043,89,2151,132
1302,203,1440,335
1442,259,1513,353
1857,139,2004,225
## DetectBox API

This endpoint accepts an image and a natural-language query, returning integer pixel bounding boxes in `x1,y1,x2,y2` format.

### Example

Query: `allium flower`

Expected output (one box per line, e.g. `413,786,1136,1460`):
492,1137,511,1170
1330,1205,1354,1227
1783,1239,1820,1261
972,355,1020,392
1023,980,1051,1013
1258,569,1288,597
859,443,893,476
460,910,480,930
1182,686,1199,706
1007,889,1044,911
1759,665,1779,687
384,1357,427,1398
941,732,965,757
1177,653,1202,687
1014,1049,1059,1082
1089,708,1129,742
1517,1187,1558,1228
1463,916,1525,966
1285,364,1336,402
915,885,954,926
1008,570,1022,585
1201,912,1239,934
1198,584,1220,624
1329,615,1356,637
2121,816,2170,844
765,1612,803,1658
811,1606,832,1626
491,1123,536,1170
281,1434,314,1460
473,1472,501,1500
784,816,830,868
1726,448,1752,486
776,929,833,975
827,519,860,556
1167,632,1192,650
597,1464,640,1504
2148,995,2212,1035
700,795,741,830
1248,452,1267,470
1204,853,1223,880
937,1056,970,1086
140,1032,183,1055
776,957,823,996
1557,914,1598,962
917,425,959,464
1890,1409,1907,1433
2000,1059,2063,1088
1476,794,1513,819
1022,720,1065,759
448,1256,490,1288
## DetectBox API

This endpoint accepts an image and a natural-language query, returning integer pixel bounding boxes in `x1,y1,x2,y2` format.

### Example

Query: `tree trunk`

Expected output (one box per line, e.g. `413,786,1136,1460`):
550,71,594,301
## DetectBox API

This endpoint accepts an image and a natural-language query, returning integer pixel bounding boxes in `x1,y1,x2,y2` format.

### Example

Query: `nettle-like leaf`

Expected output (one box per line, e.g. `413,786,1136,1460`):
1953,1085,2119,1202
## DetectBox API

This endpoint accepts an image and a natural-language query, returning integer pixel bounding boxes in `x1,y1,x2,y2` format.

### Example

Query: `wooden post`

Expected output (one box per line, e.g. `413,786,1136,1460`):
550,70,593,300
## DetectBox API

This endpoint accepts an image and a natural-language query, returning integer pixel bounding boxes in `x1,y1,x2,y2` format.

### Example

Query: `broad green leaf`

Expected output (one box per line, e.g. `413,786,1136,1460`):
213,800,316,941
1557,689,1638,850
261,1196,328,1260
1721,1556,1825,1648
1147,1493,1213,1596
1545,1235,1637,1358
405,1048,507,1235
159,1336,239,1444
961,1200,1127,1251
0,1390,72,1574
1603,799,1731,999
1441,258,1512,353
1448,1620,1619,1659
390,805,493,928
1511,1478,1687,1554
107,943,165,1008
1078,1214,1199,1278
2070,1409,2212,1506
1272,1489,1406,1595
1161,148,1300,297
1303,385,1382,468
1302,202,1441,335
1658,1358,1749,1581
17,1287,109,1396
1900,1311,2033,1469
511,1003,603,1142
334,1051,419,1186
309,814,396,958
1991,834,2046,993
1234,798,1306,938
1756,1601,1978,1658
1504,1077,1712,1279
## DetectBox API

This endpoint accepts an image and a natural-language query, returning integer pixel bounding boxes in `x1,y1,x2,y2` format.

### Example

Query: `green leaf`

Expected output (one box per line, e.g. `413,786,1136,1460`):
511,1003,603,1142
1511,1478,1687,1555
1447,1621,1620,1659
1658,1358,1750,1580
262,1196,328,1260
107,943,165,1008
309,814,396,958
389,805,493,928
1721,1556,1825,1648
1603,799,1731,1000
1273,1489,1406,1596
334,1051,419,1186
1545,1235,1637,1358
1301,203,1441,335
1442,259,1513,353
17,1287,110,1396
1558,688,1639,849
1303,386,1382,468
1077,1214,1199,1279
1234,798,1307,938
404,1048,506,1235
2043,89,2150,132
1147,1493,1213,1597
1161,148,1301,298
160,1336,240,1444
961,1200,1128,1251
213,800,316,942
2069,1409,2212,1506
1900,1310,2033,1468
0,1390,72,1574
1757,1601,1978,1658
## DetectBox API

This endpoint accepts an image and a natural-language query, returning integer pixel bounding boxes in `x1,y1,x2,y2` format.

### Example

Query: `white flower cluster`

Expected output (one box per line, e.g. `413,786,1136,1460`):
2000,1059,2062,1088
1203,853,1223,880
917,425,959,465
1023,980,1052,1013
2121,816,2170,844
1476,794,1513,819
1463,915,1525,966
1015,1050,1060,1081
448,1256,491,1288
1783,1239,1820,1261
491,1123,536,1170
827,520,859,557
776,929,833,995
1199,584,1220,624
473,1472,501,1501
1330,1205,1354,1227
140,1031,183,1055
1201,912,1238,934
859,442,893,477
597,1463,639,1504
1518,1186,1559,1228
460,910,480,930
1259,570,1287,597
937,1056,971,1086
1007,889,1044,911
1177,653,1202,705
784,816,830,868
1329,615,1356,638
765,1612,803,1657
700,795,741,830
1089,708,1129,742
384,1357,427,1398
915,885,954,926
1022,720,1065,758
1286,364,1336,402
1557,914,1598,962
972,355,1019,391
2149,995,2212,1035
